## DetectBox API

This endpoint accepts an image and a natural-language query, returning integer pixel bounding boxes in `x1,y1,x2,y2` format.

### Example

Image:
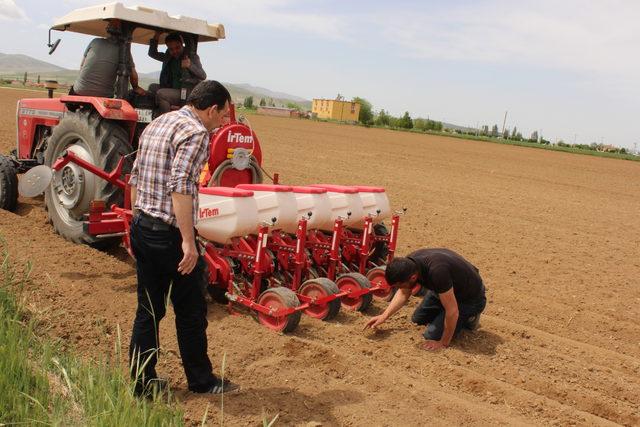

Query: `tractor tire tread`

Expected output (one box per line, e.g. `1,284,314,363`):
44,110,132,245
0,155,18,212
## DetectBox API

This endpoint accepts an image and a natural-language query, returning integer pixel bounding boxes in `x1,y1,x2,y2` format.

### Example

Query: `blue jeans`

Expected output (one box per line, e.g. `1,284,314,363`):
411,285,486,340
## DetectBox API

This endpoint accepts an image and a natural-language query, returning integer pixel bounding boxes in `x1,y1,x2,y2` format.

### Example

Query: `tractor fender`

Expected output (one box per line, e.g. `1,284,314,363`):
60,95,138,122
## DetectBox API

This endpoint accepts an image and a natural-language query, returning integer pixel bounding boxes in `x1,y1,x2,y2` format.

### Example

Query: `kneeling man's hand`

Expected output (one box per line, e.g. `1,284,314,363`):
364,314,387,330
422,340,445,351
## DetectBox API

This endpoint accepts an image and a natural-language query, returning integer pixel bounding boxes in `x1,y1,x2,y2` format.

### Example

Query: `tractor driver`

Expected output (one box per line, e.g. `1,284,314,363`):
72,19,146,98
148,31,207,114
364,248,487,351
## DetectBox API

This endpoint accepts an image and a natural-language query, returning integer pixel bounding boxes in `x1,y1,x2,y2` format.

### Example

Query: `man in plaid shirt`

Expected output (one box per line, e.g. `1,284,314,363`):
128,80,239,395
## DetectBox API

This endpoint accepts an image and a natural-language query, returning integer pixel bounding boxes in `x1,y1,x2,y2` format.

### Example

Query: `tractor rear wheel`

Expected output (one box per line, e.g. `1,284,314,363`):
299,277,341,321
44,111,133,244
336,272,373,312
257,287,301,333
0,155,18,212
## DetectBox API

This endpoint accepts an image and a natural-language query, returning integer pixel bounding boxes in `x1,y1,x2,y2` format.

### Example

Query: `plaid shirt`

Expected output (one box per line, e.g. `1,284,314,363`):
129,106,209,226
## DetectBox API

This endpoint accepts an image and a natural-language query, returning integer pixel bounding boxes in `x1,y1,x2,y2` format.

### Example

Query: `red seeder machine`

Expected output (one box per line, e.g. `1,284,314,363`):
0,3,407,333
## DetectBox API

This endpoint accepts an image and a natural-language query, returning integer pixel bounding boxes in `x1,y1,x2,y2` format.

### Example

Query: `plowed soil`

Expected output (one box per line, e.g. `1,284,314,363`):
1,88,639,426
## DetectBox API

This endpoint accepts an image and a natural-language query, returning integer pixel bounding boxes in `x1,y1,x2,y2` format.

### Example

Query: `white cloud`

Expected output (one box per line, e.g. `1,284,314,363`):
0,0,27,21
375,1,640,77
220,0,349,41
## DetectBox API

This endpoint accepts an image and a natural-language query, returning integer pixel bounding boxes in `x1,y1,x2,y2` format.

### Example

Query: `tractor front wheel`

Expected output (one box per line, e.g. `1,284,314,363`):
0,155,18,212
44,110,132,244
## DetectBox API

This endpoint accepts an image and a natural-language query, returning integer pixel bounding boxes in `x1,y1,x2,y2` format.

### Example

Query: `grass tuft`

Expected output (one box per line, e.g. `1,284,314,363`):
0,242,184,426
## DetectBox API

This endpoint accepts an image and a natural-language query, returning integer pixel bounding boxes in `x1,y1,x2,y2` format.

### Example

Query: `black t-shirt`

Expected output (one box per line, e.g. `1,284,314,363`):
407,248,483,302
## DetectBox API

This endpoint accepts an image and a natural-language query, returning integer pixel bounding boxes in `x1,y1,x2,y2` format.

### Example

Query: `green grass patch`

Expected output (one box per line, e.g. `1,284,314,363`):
0,243,184,426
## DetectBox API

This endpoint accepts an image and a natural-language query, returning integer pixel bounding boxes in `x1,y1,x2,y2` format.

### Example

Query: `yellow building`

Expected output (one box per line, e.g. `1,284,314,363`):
312,99,361,122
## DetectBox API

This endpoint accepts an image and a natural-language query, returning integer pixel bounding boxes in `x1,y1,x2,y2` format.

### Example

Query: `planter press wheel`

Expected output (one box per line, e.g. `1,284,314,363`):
298,278,341,321
336,272,373,312
257,287,301,333
366,266,392,300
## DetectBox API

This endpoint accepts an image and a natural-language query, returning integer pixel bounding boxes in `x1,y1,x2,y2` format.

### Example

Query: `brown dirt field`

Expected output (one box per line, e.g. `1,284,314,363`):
1,87,640,426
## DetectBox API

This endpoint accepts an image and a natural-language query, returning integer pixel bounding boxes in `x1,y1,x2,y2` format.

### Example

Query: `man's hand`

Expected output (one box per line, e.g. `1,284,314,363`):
133,86,146,96
422,340,446,351
153,30,161,41
178,239,198,275
364,314,388,330
181,57,191,69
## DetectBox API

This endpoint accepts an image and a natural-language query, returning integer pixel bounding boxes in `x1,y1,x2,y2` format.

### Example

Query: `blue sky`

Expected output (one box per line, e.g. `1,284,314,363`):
1,0,639,149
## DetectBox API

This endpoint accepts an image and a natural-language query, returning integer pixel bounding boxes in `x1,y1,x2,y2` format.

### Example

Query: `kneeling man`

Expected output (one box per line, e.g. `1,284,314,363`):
365,248,486,351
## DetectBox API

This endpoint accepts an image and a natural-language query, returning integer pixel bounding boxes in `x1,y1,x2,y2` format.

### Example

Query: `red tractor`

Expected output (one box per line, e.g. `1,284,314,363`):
0,3,263,244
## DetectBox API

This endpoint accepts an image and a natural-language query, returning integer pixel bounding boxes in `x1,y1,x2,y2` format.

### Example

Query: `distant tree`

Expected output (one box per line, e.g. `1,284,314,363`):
511,126,518,139
502,128,510,139
243,96,254,109
22,71,27,85
491,124,499,137
37,75,40,84
413,118,428,131
481,125,489,136
375,109,391,126
286,102,302,111
352,96,373,125
413,118,443,132
530,130,539,143
268,98,275,107
516,132,523,140
397,111,413,129
259,98,266,106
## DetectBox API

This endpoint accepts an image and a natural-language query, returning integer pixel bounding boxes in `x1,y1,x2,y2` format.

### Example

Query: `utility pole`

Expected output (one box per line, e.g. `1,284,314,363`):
501,110,508,136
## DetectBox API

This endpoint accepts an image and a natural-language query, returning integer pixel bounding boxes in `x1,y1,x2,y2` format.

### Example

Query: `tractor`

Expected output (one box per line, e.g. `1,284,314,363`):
0,3,263,244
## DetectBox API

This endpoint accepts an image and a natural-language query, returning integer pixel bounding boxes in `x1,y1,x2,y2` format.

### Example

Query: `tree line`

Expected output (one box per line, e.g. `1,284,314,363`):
352,97,444,131
351,96,630,154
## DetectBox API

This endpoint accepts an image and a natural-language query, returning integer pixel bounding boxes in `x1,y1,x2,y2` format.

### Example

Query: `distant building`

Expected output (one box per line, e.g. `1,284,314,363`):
257,106,300,118
312,99,360,122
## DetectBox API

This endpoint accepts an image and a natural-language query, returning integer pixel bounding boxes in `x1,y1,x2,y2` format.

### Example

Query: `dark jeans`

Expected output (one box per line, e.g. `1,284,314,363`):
129,214,216,392
411,285,486,340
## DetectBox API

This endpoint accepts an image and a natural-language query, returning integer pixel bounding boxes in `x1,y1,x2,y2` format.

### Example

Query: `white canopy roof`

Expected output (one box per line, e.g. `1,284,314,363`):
51,2,225,44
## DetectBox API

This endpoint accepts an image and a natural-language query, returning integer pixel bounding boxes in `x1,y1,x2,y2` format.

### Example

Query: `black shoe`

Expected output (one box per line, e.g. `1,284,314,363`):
134,377,169,398
197,379,240,394
466,314,481,330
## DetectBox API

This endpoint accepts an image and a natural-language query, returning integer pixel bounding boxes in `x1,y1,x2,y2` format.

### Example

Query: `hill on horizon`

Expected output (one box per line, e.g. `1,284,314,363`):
0,52,311,109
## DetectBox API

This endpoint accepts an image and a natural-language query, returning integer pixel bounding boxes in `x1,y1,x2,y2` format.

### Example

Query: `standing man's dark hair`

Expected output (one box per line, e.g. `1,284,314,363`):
187,80,231,111
128,80,237,396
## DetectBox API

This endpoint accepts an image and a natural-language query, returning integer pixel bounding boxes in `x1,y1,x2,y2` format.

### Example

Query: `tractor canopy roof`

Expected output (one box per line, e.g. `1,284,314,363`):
51,2,225,44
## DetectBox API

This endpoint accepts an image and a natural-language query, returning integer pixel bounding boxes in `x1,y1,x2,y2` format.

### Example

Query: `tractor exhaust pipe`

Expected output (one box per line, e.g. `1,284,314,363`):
44,80,58,98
